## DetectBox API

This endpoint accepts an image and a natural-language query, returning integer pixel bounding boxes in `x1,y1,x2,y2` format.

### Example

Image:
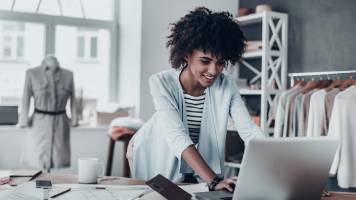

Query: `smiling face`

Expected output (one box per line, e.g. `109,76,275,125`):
185,50,226,89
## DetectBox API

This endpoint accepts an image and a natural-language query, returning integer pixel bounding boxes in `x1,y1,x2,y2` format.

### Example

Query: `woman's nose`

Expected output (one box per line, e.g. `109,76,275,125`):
208,64,220,75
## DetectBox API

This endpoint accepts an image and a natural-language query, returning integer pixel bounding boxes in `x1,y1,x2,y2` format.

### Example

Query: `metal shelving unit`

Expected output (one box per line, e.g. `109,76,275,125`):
236,11,288,136
225,11,288,171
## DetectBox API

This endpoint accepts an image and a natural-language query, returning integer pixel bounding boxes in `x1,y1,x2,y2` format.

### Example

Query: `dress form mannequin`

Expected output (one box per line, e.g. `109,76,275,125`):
42,55,60,70
19,55,78,170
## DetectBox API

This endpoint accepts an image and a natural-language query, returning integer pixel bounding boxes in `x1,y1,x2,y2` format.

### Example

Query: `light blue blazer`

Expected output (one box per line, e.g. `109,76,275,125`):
131,68,264,181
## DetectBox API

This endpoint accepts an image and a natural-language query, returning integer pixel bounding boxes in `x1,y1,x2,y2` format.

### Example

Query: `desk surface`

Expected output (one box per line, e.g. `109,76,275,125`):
5,173,356,200
35,173,145,185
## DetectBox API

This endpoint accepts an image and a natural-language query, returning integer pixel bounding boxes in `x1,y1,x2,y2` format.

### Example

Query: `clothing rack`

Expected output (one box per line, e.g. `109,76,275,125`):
288,70,356,86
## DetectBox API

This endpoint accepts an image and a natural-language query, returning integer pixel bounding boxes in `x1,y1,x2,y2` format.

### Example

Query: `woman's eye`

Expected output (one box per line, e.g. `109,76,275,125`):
201,60,210,65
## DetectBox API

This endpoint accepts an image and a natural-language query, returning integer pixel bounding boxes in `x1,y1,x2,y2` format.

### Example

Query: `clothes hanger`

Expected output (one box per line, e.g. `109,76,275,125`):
292,77,300,87
315,76,332,89
297,77,306,87
326,82,338,91
319,76,332,89
340,75,356,90
330,75,344,89
293,77,305,87
301,77,307,86
301,76,320,94
325,75,336,92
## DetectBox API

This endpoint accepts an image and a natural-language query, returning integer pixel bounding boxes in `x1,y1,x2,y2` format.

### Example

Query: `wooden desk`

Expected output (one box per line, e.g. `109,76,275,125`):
5,173,356,200
33,173,145,185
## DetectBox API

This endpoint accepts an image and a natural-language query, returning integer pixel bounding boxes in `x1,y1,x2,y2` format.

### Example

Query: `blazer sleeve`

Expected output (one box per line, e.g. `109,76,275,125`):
229,79,264,143
149,75,193,159
69,72,78,126
19,70,33,127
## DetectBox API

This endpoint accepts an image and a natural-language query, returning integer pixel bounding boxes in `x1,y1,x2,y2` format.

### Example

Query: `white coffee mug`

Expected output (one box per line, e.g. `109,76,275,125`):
78,158,104,184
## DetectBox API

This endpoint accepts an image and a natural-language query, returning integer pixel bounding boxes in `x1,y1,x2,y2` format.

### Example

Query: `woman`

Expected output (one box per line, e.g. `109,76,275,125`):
128,7,263,191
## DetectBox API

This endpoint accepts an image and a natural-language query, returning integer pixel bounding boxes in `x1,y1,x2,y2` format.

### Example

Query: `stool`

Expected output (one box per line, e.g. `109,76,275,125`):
105,133,133,177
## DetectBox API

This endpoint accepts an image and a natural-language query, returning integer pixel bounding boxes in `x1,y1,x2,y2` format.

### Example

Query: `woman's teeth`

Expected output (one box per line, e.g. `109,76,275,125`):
204,75,214,80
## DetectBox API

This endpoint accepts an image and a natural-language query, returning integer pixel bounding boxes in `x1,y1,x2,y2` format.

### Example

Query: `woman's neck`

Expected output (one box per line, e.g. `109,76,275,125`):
179,67,206,96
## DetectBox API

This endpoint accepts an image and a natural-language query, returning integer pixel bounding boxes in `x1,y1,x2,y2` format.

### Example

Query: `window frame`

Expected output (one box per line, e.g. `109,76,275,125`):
0,21,25,61
76,29,99,62
0,2,119,101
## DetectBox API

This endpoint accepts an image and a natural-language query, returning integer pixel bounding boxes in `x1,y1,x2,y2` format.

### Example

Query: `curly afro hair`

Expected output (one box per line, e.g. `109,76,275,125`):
167,7,246,69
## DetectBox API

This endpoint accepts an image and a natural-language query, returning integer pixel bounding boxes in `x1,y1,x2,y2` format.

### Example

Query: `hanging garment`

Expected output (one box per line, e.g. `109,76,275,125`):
283,87,303,137
328,86,356,188
298,89,317,137
269,93,281,124
290,93,303,137
324,88,340,130
306,89,327,137
274,85,302,138
19,65,78,169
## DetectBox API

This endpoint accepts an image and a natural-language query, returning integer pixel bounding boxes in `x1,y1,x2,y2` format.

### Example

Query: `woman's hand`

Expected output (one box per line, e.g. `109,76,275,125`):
109,126,135,140
213,176,238,192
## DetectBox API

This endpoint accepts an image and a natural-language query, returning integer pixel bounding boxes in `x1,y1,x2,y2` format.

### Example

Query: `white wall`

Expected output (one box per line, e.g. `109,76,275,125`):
139,0,238,120
117,0,142,116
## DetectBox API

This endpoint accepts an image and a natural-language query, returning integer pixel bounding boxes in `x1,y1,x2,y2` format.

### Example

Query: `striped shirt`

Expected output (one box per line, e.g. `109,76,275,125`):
184,91,206,144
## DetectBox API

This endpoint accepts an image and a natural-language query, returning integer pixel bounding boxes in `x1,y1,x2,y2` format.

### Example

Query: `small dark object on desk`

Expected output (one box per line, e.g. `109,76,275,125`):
36,180,52,189
146,174,192,200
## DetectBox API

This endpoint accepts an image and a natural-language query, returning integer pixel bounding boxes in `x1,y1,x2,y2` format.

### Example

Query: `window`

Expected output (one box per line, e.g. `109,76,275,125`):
76,29,99,61
0,0,117,116
0,20,45,105
0,21,25,60
56,25,110,104
0,0,114,20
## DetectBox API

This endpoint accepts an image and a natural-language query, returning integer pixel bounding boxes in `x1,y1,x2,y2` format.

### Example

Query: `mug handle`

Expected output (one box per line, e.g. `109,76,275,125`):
97,162,105,178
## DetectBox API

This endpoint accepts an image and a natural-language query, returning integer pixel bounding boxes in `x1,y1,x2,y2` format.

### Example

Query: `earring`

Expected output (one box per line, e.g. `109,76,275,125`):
182,60,188,68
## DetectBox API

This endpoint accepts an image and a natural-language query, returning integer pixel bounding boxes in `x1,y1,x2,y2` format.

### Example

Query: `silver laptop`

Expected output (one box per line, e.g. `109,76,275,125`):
195,137,338,200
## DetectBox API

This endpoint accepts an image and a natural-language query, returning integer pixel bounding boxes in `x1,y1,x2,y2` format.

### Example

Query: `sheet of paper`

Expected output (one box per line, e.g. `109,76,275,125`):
6,182,70,199
0,190,38,200
1,182,208,200
180,183,208,194
54,183,150,190
52,189,118,200
105,188,149,200
54,184,150,200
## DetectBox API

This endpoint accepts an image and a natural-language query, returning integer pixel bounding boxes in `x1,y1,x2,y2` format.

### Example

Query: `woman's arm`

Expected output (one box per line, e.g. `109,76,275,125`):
149,75,194,159
229,80,264,141
182,145,237,192
181,145,215,182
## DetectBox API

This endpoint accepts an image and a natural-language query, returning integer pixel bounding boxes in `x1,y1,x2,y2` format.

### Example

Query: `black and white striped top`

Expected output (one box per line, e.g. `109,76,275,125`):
184,91,206,144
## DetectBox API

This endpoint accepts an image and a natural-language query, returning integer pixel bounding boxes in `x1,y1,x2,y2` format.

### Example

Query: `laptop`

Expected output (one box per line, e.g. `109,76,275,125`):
195,137,338,200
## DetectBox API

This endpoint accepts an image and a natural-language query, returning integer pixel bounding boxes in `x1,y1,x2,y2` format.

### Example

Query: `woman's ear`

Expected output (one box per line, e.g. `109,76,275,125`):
183,55,189,67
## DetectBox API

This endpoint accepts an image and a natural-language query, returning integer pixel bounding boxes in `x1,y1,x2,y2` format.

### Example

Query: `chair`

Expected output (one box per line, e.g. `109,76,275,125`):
105,133,133,177
104,117,143,177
